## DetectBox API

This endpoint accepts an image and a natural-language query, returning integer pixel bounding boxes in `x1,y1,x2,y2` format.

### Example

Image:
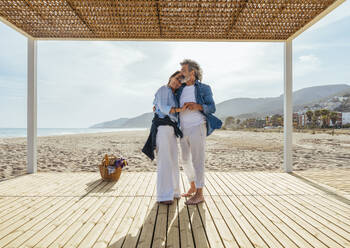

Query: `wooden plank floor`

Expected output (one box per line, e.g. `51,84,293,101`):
0,172,349,248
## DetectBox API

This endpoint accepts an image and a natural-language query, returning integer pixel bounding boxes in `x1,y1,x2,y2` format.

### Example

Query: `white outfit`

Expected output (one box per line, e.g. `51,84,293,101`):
156,126,180,201
179,85,207,188
180,124,206,188
179,85,206,128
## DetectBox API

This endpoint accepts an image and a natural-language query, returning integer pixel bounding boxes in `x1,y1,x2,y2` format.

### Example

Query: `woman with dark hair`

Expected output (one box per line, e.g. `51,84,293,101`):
142,71,186,205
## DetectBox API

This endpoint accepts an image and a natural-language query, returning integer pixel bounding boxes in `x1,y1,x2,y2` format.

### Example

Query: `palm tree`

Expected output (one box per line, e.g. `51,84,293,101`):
330,112,338,127
223,116,235,129
312,115,318,128
314,109,321,117
321,115,328,128
320,109,330,128
306,110,313,128
320,109,330,116
277,116,283,126
314,110,321,127
271,114,281,126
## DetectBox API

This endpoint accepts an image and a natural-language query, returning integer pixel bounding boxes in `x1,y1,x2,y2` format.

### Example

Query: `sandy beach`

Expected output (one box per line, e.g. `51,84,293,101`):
1,129,350,185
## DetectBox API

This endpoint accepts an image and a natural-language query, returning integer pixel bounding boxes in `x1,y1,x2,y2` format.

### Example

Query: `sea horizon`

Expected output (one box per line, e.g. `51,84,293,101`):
0,127,147,138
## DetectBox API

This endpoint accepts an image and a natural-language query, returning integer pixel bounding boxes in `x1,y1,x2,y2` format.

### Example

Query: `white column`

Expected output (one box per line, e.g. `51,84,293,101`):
27,38,37,174
283,40,293,172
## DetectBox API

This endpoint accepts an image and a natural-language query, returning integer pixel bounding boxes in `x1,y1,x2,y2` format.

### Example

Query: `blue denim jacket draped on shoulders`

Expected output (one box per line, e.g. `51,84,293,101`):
175,80,222,136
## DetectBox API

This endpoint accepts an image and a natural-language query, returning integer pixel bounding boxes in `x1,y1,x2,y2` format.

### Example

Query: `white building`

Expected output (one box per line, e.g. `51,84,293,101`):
342,112,350,125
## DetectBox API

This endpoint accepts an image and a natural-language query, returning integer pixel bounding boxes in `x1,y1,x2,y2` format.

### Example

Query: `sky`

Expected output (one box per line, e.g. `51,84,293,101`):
0,1,349,128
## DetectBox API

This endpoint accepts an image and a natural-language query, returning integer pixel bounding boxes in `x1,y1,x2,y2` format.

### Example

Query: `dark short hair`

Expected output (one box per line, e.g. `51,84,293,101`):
168,71,181,85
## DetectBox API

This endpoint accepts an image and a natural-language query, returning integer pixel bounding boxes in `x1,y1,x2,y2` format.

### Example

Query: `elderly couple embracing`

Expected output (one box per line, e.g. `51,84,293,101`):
142,59,222,205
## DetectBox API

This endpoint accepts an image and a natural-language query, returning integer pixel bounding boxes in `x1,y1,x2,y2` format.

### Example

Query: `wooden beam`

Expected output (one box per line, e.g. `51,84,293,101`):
225,0,249,38
66,0,95,35
0,0,345,41
155,0,162,36
35,37,285,42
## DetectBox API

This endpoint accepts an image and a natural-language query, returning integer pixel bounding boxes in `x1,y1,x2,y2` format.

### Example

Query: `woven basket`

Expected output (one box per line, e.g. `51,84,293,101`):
99,154,122,181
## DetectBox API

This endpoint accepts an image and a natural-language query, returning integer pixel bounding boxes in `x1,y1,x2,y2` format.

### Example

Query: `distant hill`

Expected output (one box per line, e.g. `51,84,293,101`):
90,113,153,129
90,118,129,128
306,88,350,113
215,84,350,118
90,84,350,128
121,113,154,128
335,95,350,112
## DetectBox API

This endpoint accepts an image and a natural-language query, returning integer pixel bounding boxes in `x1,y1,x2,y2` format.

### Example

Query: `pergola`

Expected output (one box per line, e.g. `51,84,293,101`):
0,0,345,174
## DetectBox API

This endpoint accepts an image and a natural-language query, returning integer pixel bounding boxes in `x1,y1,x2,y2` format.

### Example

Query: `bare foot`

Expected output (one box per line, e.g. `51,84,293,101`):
181,188,196,197
182,181,196,197
185,194,205,205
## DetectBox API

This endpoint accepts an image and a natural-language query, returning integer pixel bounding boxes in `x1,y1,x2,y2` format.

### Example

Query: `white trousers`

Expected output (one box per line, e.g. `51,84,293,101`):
180,123,206,188
156,126,180,202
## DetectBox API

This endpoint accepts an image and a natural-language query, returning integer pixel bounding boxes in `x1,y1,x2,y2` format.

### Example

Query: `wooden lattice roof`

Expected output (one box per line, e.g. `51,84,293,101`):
0,0,345,41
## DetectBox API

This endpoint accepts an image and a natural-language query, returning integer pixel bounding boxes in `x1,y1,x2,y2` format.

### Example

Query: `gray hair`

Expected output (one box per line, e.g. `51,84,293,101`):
180,59,203,81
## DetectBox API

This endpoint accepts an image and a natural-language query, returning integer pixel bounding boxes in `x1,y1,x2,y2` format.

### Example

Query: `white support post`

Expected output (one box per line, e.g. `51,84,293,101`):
27,38,37,174
283,40,293,173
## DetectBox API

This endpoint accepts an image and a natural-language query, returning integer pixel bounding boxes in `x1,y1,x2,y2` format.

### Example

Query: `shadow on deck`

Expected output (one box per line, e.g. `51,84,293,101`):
0,172,349,247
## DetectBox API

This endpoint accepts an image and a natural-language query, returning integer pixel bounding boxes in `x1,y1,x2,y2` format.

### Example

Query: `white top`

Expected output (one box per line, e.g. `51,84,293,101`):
179,85,206,129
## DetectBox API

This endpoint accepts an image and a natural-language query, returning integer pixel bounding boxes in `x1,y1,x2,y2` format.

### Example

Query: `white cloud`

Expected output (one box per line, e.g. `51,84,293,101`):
298,54,320,64
166,42,284,100
295,54,322,78
1,1,350,128
307,1,350,32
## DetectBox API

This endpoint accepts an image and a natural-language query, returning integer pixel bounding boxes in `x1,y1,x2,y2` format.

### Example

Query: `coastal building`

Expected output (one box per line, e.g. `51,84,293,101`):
246,118,257,128
256,119,266,128
293,113,299,128
342,112,350,126
329,112,343,127
338,112,343,126
292,111,346,128
297,114,307,127
265,116,271,127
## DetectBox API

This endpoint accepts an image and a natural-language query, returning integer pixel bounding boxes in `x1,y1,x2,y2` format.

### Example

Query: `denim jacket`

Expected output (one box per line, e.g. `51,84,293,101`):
175,80,222,136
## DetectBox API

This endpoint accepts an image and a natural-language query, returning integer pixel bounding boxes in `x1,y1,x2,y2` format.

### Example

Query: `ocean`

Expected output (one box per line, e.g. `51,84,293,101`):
0,128,147,138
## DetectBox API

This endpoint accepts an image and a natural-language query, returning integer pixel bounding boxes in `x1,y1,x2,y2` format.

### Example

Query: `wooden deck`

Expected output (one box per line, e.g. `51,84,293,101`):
0,172,349,248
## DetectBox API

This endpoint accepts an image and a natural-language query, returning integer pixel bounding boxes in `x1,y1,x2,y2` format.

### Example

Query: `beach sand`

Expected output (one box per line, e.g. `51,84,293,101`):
1,130,349,191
